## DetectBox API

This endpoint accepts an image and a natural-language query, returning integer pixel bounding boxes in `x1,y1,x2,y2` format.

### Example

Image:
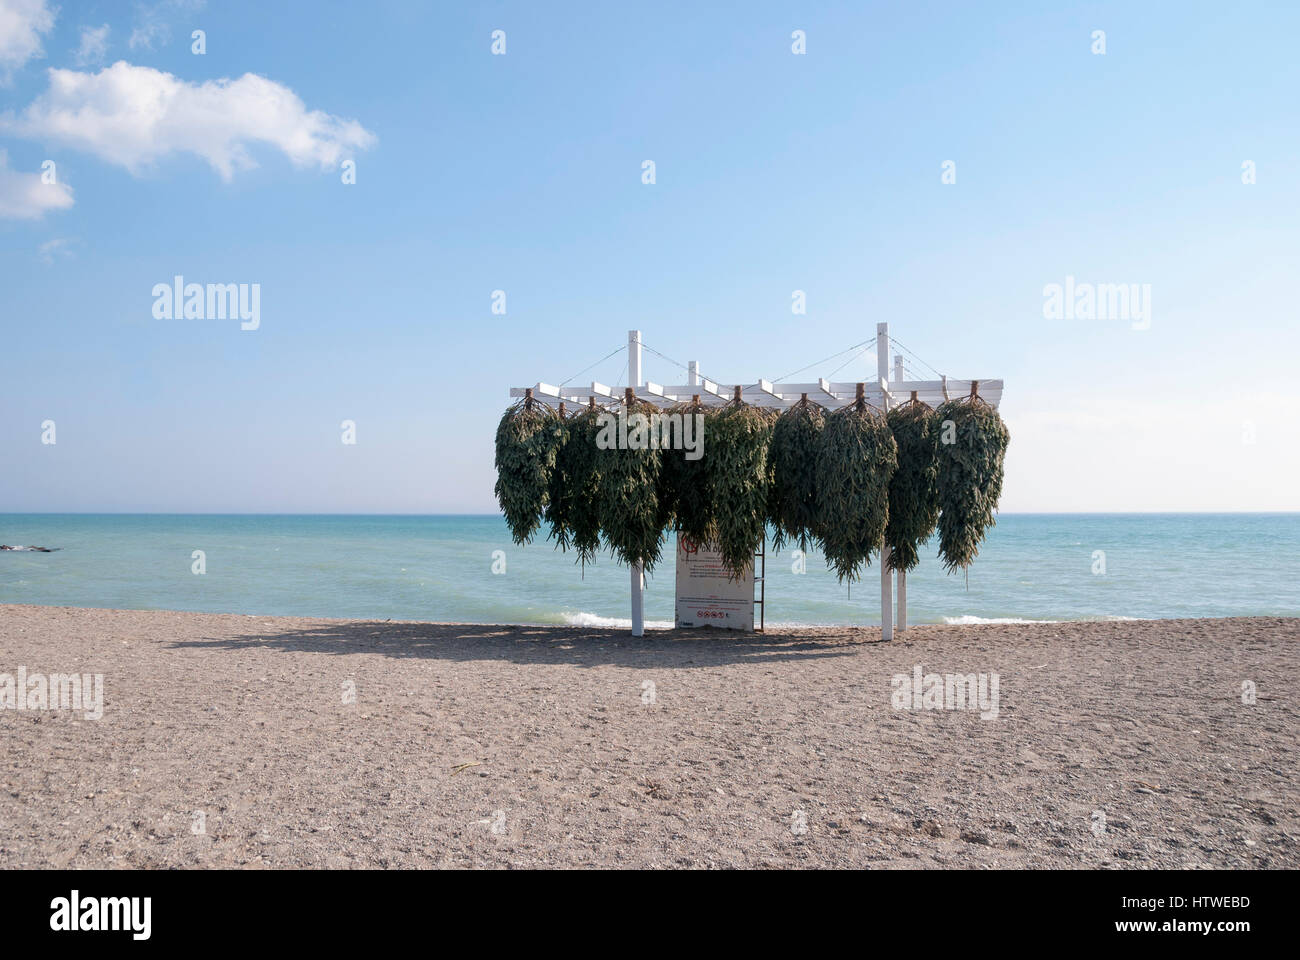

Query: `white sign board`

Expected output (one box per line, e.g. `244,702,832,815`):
674,537,754,631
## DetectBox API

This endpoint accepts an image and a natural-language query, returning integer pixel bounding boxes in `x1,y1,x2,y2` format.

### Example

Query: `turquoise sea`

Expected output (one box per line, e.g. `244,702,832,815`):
1,514,1297,627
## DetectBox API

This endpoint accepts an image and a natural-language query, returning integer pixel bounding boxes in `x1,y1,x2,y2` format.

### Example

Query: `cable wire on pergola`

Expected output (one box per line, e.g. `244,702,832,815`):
507,323,1005,638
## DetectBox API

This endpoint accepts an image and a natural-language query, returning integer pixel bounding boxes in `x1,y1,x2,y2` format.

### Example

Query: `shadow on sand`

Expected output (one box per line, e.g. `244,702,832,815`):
169,621,883,669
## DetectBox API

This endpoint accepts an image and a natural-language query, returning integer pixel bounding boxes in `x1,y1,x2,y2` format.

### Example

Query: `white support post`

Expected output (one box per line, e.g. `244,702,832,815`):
629,329,645,637
877,322,893,642
893,353,907,633
688,360,699,386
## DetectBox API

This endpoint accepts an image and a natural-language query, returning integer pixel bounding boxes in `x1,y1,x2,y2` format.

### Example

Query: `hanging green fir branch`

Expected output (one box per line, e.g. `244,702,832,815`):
546,404,605,566
597,396,668,572
494,395,563,545
934,394,1010,573
815,394,898,583
885,400,941,572
659,396,716,550
768,395,825,553
706,396,775,579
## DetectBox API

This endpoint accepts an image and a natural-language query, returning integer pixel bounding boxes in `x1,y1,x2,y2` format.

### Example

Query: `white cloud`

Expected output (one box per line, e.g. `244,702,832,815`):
5,61,377,181
0,148,73,219
38,235,74,264
128,21,165,52
74,24,110,67
0,0,55,83
129,0,204,52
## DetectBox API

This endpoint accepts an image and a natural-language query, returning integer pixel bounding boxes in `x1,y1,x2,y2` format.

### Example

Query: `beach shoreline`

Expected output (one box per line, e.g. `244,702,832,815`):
2,604,1296,868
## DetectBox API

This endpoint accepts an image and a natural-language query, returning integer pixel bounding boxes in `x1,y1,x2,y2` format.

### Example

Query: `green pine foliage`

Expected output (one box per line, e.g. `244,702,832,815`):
706,400,775,578
885,401,941,572
496,380,1010,589
815,398,898,583
494,397,563,545
546,405,605,566
659,398,716,550
768,396,825,553
597,397,667,572
934,396,1010,572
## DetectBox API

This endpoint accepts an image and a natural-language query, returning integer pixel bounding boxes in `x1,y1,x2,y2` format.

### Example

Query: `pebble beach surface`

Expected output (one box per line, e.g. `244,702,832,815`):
2,605,1296,868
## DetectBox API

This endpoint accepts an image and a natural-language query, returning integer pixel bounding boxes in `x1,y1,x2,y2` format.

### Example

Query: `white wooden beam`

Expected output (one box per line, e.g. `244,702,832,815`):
894,354,907,634
628,330,645,638
515,379,1001,407
508,379,1001,412
897,562,907,633
877,322,893,642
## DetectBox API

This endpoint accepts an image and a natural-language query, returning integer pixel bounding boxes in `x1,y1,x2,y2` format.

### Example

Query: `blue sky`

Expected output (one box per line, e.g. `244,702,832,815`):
2,0,1297,513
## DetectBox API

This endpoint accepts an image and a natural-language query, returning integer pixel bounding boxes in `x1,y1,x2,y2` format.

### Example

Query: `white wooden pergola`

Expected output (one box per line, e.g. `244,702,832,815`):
509,322,1004,639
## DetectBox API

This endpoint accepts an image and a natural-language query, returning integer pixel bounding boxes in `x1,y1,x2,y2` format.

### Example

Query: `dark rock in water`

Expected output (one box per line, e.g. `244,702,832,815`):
0,545,57,552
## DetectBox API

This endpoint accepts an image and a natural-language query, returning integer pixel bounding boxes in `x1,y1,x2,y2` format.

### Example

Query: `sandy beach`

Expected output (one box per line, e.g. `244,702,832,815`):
1,604,1296,869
